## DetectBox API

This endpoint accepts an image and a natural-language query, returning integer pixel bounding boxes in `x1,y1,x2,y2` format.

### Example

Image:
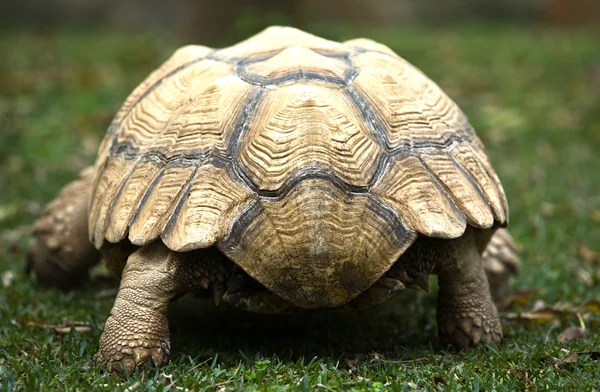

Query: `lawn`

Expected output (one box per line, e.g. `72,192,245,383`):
1,25,599,391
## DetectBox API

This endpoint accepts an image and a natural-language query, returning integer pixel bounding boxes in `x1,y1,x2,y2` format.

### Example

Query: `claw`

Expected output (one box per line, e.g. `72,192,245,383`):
212,282,225,306
444,319,456,335
471,328,483,345
151,347,167,367
411,275,431,293
122,358,136,374
133,347,151,365
458,318,472,335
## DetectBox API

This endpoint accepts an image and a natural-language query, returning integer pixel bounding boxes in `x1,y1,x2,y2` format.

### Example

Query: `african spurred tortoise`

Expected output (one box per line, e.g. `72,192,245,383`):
27,26,519,373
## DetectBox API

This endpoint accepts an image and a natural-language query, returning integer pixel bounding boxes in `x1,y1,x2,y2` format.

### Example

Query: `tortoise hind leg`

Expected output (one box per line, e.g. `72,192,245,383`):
482,228,520,304
26,167,101,290
435,227,502,348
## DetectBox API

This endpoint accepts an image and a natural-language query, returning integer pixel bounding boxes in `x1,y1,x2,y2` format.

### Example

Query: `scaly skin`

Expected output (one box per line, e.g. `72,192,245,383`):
27,170,517,372
95,242,212,373
482,228,520,304
95,243,175,372
26,167,100,290
436,227,503,348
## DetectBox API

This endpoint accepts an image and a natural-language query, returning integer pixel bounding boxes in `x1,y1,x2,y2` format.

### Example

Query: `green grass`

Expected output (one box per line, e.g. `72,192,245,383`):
1,25,599,391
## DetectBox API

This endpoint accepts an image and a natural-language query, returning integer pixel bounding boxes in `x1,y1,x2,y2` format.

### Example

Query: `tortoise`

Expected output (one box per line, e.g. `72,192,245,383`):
27,26,520,373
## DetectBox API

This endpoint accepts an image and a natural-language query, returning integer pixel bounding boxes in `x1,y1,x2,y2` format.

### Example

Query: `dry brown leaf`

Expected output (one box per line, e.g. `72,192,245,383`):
27,320,100,334
545,351,600,368
502,307,573,323
582,299,600,314
577,243,598,263
497,289,534,309
503,298,600,324
545,351,579,367
557,327,589,343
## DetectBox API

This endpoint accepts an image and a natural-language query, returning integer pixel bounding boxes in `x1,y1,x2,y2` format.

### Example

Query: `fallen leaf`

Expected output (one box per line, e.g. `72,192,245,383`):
557,327,589,343
577,243,598,263
544,351,600,368
502,308,572,323
27,320,100,334
545,351,579,367
511,368,531,385
496,289,534,309
582,299,600,314
503,299,600,324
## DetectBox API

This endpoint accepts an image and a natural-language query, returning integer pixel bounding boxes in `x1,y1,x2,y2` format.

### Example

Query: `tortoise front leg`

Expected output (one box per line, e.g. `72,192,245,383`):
27,167,101,290
96,241,207,373
435,227,502,349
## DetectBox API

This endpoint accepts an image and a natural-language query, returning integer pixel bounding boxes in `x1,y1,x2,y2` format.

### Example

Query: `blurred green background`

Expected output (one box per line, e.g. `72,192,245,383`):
1,1,599,390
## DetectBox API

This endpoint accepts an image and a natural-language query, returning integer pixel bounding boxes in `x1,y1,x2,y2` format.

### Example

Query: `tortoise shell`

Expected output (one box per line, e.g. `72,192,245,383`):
89,26,508,309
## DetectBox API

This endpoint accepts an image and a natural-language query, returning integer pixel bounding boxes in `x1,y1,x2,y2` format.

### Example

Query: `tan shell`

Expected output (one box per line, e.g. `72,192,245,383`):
89,26,508,308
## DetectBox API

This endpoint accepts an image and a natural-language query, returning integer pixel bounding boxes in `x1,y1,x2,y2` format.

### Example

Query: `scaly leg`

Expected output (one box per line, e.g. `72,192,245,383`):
436,227,503,348
26,167,101,290
95,241,207,373
482,228,520,304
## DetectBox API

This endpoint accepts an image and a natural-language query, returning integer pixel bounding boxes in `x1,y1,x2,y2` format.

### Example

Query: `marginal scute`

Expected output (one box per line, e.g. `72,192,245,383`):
161,164,255,252
372,153,467,238
419,151,494,229
128,165,198,246
449,144,507,224
238,83,381,190
89,157,129,248
463,137,509,223
218,179,416,308
104,164,161,243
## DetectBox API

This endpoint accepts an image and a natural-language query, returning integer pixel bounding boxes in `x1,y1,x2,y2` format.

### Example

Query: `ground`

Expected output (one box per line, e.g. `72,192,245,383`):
0,25,599,391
